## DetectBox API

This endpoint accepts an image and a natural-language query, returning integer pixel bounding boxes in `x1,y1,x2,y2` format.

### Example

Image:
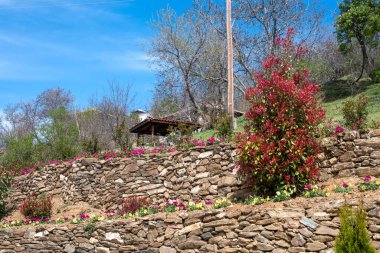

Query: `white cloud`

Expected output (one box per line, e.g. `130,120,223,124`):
94,51,155,72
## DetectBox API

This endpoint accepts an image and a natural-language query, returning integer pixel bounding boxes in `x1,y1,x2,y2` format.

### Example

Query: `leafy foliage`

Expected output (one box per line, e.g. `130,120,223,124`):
336,0,380,53
0,166,14,219
334,202,376,253
214,114,233,139
121,196,150,214
39,107,80,160
236,29,325,195
341,95,369,129
20,195,53,220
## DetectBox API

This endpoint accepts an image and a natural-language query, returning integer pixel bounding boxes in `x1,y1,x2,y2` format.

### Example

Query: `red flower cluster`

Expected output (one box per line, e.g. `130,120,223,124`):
236,29,325,195
121,195,150,214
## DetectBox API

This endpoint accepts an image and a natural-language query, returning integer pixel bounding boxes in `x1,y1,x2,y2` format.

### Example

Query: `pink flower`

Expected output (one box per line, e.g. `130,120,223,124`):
364,176,371,182
304,184,312,190
342,183,349,188
185,137,191,143
335,126,344,133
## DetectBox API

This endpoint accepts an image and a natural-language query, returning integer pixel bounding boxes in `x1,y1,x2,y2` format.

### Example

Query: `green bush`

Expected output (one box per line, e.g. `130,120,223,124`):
334,202,376,253
2,134,37,169
369,69,380,83
214,114,233,139
0,167,14,219
81,134,100,154
341,95,369,129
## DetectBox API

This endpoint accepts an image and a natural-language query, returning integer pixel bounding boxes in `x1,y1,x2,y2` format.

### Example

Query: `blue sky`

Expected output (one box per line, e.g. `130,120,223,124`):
0,0,339,111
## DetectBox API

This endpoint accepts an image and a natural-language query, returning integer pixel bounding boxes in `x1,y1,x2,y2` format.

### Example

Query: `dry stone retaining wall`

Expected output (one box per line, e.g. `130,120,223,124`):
9,130,380,209
0,195,379,253
319,129,380,181
11,144,247,209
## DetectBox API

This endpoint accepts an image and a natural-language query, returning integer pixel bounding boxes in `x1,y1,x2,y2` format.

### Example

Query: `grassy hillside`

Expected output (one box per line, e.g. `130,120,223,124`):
322,81,380,123
192,81,380,141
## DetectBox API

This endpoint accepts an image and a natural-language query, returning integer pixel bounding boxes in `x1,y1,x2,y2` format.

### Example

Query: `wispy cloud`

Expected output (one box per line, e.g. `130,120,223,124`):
94,51,154,72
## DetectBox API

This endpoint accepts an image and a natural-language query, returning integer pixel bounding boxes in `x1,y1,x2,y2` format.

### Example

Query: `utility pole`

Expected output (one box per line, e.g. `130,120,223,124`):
226,0,235,129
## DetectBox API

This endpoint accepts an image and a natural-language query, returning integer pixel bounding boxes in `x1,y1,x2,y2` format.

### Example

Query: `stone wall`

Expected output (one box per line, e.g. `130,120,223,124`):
319,129,380,181
11,144,247,209
0,194,379,253
9,130,380,209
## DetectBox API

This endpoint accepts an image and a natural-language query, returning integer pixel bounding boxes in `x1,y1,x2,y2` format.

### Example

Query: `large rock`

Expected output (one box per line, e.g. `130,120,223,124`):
306,242,327,251
357,167,380,177
105,232,123,244
315,226,339,237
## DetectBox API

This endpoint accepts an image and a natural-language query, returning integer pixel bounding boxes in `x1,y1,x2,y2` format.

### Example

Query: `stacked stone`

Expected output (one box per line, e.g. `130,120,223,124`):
10,144,247,209
319,129,380,181
9,130,380,210
1,195,379,252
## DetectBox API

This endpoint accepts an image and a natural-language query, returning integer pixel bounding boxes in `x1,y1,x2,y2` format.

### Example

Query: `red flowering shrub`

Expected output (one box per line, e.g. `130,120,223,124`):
20,195,52,219
121,195,150,213
236,29,325,195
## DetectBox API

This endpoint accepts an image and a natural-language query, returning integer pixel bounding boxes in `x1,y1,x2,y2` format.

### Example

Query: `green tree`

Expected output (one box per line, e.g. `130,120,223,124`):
335,202,376,253
2,134,37,169
335,0,380,82
39,107,80,160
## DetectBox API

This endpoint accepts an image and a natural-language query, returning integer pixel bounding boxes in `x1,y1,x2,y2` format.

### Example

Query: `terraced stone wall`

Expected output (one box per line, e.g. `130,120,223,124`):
0,195,379,253
9,130,380,210
10,144,247,209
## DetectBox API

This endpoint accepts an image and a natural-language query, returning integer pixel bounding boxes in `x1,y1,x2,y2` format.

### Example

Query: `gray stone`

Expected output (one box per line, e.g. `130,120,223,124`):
159,246,177,253
95,247,110,253
306,242,327,251
64,244,75,253
300,217,319,229
198,151,213,158
105,232,123,243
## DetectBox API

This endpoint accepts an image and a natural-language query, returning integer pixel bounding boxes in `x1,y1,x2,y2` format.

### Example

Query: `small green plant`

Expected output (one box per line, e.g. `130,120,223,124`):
358,176,380,192
136,207,160,217
243,195,267,205
213,198,232,209
84,221,96,235
187,201,205,211
304,184,328,198
272,190,292,202
341,95,369,129
334,202,376,253
214,114,233,139
334,183,353,193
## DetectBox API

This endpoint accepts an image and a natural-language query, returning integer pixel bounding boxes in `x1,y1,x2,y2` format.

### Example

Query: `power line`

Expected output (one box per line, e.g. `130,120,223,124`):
0,0,134,10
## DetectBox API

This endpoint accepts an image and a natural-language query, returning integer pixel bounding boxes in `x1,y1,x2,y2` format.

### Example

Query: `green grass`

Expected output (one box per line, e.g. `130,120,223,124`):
192,81,380,140
192,116,246,141
322,82,380,123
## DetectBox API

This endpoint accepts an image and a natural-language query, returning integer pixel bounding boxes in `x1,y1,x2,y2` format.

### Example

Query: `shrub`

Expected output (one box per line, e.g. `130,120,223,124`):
334,202,376,253
0,166,15,219
214,114,233,139
236,29,324,195
81,133,100,154
20,195,53,219
369,69,380,82
121,195,150,213
341,95,369,129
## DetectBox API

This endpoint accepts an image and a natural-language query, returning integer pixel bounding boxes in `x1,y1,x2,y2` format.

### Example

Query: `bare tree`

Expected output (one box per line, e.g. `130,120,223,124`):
2,88,73,138
148,0,324,123
90,81,135,149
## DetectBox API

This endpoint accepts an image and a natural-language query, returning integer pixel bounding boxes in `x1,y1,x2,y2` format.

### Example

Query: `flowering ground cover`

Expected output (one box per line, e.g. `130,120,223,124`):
19,137,222,176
